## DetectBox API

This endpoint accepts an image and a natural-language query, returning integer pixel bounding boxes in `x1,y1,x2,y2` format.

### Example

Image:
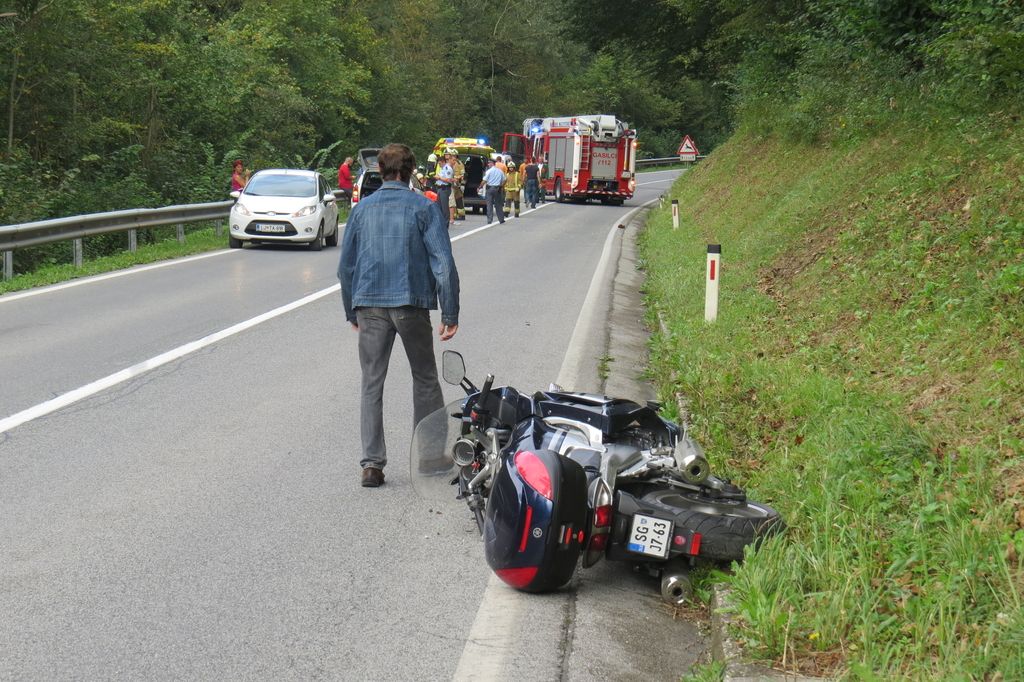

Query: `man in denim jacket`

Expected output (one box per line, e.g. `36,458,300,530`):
338,143,460,487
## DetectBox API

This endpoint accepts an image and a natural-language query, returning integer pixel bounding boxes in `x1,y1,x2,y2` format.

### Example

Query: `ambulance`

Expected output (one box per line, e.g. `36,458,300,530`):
429,137,497,214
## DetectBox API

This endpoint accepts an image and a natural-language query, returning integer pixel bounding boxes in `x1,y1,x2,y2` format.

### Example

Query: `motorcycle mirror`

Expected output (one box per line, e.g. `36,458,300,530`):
441,350,466,385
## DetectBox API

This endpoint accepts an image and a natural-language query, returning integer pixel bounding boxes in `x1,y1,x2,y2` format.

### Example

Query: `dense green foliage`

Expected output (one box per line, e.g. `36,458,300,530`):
1,0,697,274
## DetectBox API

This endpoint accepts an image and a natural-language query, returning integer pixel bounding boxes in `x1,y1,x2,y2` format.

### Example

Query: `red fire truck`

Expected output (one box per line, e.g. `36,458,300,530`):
502,115,638,205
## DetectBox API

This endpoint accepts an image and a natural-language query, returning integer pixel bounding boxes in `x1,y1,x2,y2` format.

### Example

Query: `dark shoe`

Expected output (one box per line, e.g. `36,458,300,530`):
361,467,385,487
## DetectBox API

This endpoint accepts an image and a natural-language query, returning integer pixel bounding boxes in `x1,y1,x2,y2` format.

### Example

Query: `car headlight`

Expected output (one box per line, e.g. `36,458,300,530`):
233,203,252,216
293,204,317,217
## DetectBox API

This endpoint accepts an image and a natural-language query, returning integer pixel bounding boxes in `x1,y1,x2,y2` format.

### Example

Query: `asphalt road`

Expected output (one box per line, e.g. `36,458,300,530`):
0,171,686,680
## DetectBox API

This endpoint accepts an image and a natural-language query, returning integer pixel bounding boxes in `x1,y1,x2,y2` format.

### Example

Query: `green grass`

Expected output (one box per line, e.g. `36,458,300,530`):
680,660,725,682
639,115,1024,678
0,226,230,294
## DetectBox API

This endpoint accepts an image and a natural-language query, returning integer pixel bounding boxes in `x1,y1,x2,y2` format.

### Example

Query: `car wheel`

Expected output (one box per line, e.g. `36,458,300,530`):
310,225,324,251
325,222,339,247
554,180,564,203
229,235,243,249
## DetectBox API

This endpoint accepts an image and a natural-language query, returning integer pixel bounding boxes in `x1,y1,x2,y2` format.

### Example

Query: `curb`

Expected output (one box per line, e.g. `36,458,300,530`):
710,585,823,682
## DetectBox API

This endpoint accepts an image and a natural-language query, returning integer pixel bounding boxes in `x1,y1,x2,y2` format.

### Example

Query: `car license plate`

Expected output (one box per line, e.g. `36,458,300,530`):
627,513,673,558
256,223,286,233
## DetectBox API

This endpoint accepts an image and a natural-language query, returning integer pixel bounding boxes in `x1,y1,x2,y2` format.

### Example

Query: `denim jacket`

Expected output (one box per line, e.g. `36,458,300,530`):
338,181,460,325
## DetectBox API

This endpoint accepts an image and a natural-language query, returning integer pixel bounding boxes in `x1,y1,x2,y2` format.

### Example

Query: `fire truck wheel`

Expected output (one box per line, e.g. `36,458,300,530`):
554,180,564,203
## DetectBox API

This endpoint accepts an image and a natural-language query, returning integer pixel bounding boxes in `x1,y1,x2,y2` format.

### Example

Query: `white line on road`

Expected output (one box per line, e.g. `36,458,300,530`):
451,200,661,680
0,204,556,435
0,249,241,305
0,184,664,434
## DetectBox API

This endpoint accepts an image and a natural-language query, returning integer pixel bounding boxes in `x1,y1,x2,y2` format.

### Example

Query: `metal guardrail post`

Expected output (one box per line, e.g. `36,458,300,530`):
3,251,11,281
215,220,222,237
176,224,185,243
128,229,137,252
73,239,83,268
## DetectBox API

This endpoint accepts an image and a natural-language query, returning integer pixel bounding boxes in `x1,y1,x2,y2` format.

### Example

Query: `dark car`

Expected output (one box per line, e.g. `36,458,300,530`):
351,147,425,207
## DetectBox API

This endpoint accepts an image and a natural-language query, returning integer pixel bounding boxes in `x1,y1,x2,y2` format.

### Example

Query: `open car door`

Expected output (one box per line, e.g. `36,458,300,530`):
502,133,528,165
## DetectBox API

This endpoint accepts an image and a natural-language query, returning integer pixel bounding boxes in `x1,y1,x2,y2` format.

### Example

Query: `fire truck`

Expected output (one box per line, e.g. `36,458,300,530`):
502,115,638,205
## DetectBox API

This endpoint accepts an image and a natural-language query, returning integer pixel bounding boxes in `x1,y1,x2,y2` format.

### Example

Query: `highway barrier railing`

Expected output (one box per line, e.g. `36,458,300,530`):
0,191,350,281
635,156,705,168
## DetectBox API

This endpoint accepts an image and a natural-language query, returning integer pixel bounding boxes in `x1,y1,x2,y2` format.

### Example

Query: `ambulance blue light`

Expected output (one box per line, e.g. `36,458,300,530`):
478,138,486,145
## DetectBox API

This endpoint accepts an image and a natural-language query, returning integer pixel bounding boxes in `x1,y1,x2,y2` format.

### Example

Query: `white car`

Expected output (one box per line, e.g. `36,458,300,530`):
229,169,339,250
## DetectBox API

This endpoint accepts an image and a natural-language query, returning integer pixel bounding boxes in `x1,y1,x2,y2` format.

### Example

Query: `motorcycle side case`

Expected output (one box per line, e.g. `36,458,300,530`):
483,448,588,592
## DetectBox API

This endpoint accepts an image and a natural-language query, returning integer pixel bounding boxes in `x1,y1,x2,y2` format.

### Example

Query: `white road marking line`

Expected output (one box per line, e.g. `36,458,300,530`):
0,189,657,434
0,249,241,304
0,207,547,435
0,286,339,435
452,202,655,680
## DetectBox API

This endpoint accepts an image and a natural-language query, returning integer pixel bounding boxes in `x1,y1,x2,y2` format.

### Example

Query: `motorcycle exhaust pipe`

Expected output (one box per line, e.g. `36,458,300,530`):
661,570,693,605
674,437,710,485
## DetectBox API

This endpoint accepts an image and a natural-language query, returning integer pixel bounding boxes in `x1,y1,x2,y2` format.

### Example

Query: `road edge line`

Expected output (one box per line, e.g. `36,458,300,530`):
452,197,661,681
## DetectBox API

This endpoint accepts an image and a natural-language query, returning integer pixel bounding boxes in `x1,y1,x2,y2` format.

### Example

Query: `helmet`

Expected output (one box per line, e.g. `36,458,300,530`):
427,153,437,163
507,162,516,170
444,147,457,156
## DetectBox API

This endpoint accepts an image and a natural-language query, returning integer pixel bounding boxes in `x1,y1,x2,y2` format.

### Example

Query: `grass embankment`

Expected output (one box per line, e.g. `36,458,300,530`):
640,120,1023,678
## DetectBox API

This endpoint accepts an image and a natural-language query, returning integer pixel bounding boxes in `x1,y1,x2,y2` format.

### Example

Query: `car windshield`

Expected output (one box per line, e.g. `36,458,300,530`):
244,174,316,198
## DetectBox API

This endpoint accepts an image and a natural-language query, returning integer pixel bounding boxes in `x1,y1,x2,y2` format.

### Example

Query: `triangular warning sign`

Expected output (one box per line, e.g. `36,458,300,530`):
677,135,699,160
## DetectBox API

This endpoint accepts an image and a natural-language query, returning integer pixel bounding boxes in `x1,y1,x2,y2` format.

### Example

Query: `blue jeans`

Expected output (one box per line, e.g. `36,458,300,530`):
525,179,539,207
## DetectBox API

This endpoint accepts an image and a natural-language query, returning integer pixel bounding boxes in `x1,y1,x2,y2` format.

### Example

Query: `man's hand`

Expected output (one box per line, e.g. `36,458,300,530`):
350,322,359,331
438,323,458,341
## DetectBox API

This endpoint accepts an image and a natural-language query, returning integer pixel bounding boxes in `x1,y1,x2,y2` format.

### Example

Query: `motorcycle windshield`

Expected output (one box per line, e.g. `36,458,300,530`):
409,398,463,502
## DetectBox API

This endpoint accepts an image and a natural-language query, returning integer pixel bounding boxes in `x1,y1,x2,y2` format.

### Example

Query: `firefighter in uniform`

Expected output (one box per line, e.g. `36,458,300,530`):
424,153,438,189
452,153,467,221
504,162,521,218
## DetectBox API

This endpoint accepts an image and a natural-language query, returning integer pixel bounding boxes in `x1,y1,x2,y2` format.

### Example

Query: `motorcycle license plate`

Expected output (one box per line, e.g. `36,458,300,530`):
256,223,286,233
627,513,673,558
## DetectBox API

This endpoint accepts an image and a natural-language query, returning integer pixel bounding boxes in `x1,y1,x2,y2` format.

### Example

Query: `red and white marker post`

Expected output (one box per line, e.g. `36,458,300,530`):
672,199,679,229
705,244,721,323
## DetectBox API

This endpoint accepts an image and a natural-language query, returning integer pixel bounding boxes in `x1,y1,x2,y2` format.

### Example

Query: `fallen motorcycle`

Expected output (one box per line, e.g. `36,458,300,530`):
410,351,784,604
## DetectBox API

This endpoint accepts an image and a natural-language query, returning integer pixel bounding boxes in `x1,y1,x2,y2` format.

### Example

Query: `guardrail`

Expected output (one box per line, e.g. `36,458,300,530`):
0,191,349,281
635,156,706,168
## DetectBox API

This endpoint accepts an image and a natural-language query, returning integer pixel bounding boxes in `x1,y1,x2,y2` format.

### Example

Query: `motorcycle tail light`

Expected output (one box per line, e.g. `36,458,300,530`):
496,566,538,589
589,533,608,552
514,451,552,500
689,533,702,556
594,504,613,528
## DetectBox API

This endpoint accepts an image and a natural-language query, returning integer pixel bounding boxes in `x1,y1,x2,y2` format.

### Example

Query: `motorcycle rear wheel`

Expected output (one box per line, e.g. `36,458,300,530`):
640,488,784,563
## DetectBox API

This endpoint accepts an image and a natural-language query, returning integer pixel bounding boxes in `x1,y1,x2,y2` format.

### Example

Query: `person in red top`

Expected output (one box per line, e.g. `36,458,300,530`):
337,156,354,199
230,159,250,192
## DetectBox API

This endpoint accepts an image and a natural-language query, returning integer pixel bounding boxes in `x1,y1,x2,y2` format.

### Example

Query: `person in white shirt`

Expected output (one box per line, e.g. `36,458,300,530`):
480,158,506,224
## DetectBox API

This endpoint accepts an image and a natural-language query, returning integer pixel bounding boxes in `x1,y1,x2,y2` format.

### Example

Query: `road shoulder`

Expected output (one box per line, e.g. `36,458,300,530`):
561,205,711,680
